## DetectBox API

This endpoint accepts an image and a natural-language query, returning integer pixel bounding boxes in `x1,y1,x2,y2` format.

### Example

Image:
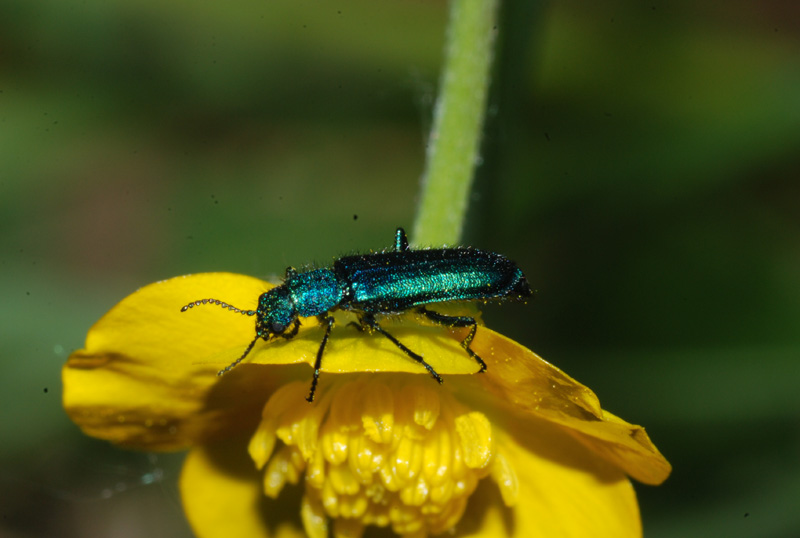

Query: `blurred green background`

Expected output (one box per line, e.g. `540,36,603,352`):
2,1,799,536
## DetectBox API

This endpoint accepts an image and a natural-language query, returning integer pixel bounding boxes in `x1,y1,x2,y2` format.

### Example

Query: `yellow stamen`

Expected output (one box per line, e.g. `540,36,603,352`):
250,375,518,536
301,494,328,538
490,449,519,506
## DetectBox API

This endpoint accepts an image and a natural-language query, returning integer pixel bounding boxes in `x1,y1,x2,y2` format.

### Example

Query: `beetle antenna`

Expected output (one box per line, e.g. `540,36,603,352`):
180,298,256,316
218,335,259,376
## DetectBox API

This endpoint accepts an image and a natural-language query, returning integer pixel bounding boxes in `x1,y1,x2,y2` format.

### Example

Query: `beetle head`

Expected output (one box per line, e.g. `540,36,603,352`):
256,286,297,339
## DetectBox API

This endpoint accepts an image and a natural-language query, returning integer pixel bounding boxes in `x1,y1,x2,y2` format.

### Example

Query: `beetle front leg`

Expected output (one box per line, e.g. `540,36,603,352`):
280,319,301,340
307,315,335,403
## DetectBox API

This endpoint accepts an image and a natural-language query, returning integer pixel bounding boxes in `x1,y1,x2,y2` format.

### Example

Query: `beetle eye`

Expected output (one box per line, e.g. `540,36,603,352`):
271,321,287,333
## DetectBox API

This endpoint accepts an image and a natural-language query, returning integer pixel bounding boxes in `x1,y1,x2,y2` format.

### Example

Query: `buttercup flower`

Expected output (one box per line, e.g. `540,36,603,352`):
63,272,671,538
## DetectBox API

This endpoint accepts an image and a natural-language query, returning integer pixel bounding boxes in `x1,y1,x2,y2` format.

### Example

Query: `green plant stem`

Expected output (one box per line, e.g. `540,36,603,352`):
412,0,499,247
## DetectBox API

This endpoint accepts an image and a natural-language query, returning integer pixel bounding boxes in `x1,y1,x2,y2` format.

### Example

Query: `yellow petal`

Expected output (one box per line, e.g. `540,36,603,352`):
63,273,283,449
564,408,672,486
180,438,306,538
467,327,672,485
469,419,642,538
63,273,483,449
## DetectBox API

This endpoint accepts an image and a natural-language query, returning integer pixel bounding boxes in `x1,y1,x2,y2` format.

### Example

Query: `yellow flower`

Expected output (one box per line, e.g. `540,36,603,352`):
63,272,671,538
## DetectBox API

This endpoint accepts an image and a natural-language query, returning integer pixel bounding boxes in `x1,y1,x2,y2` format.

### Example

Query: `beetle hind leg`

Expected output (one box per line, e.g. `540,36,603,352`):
416,307,487,373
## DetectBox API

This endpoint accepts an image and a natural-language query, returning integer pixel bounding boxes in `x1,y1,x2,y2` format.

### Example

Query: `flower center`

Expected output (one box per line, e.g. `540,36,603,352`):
248,374,516,537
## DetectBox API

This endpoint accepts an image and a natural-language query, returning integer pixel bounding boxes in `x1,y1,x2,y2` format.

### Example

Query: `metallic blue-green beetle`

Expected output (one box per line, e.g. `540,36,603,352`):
181,228,531,401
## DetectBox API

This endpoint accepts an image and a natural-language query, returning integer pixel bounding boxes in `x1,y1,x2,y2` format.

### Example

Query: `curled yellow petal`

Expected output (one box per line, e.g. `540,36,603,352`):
468,420,643,538
467,327,672,485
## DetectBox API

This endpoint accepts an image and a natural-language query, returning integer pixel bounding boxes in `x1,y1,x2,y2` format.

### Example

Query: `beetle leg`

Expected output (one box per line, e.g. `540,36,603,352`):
280,318,301,340
416,307,486,373
307,315,335,403
394,227,409,252
361,313,443,384
347,320,366,332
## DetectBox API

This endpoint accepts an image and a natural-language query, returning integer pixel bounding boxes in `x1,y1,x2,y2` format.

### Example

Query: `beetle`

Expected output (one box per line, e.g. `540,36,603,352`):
181,228,531,401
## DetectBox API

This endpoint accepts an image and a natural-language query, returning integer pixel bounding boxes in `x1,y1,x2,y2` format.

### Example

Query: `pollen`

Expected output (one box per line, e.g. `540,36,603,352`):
247,375,518,537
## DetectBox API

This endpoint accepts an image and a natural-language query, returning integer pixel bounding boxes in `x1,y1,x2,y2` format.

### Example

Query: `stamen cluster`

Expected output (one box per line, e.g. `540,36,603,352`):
248,375,518,537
